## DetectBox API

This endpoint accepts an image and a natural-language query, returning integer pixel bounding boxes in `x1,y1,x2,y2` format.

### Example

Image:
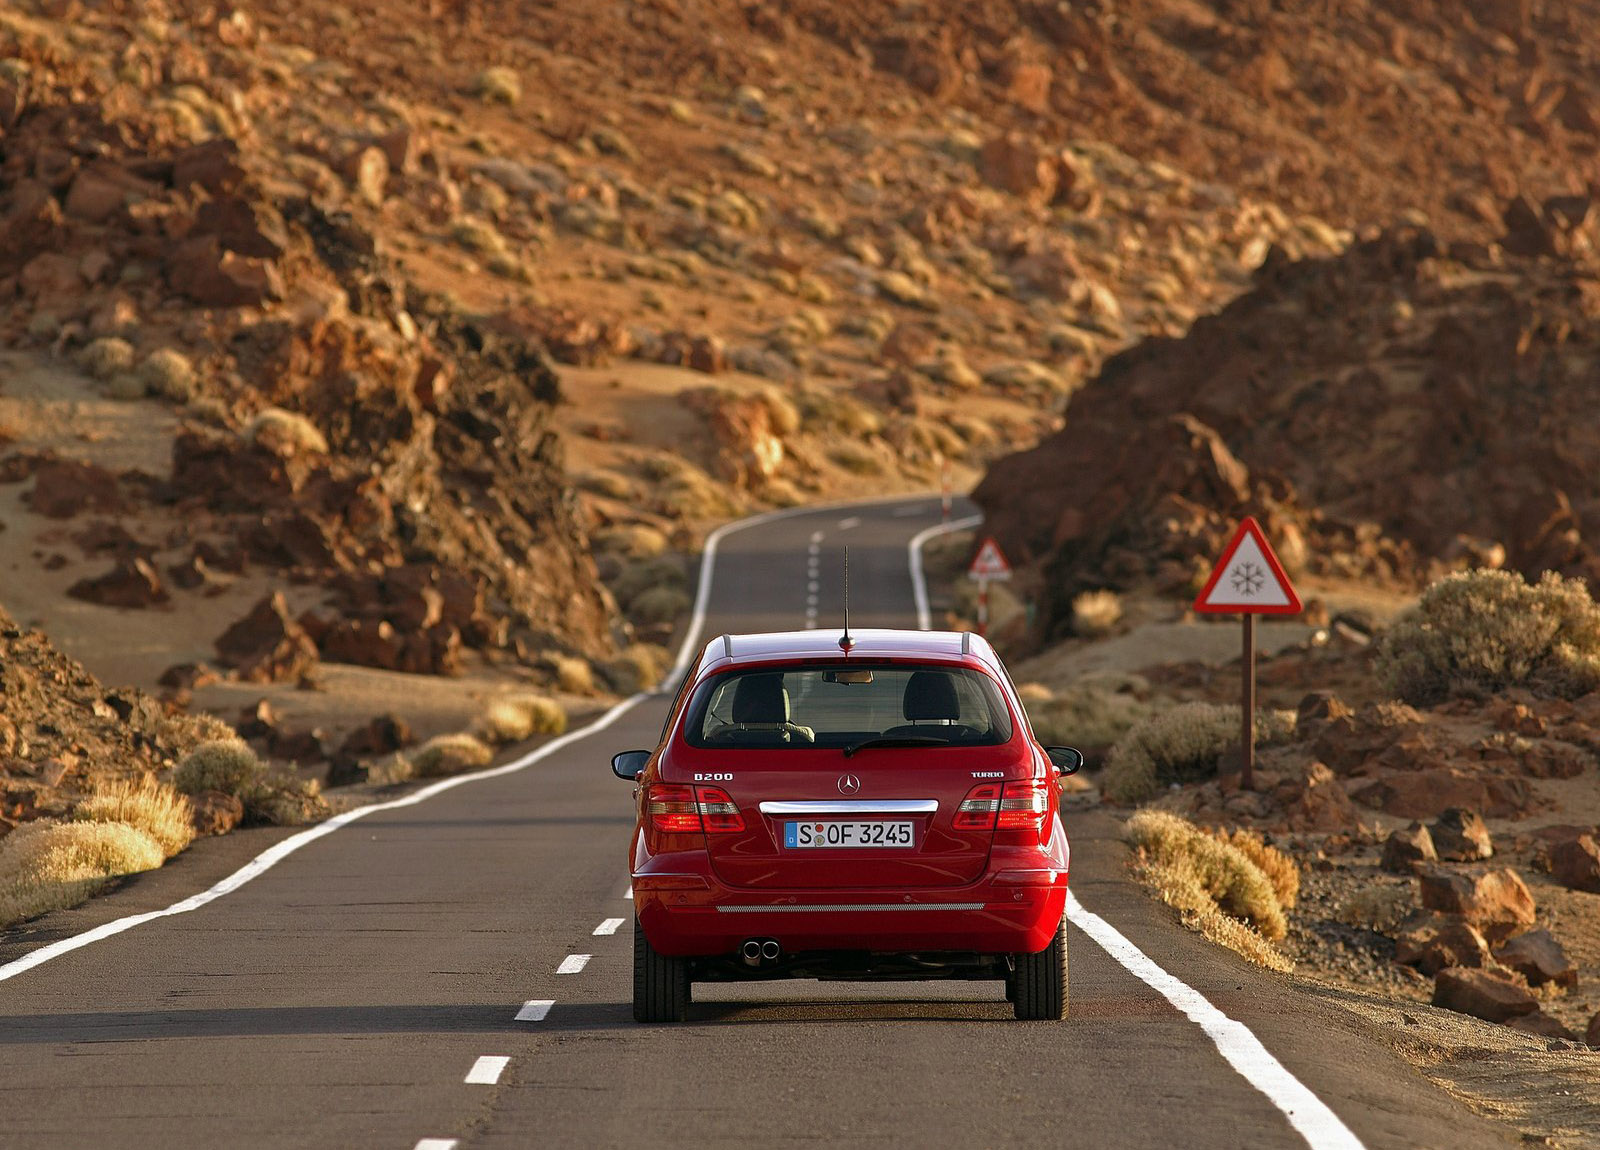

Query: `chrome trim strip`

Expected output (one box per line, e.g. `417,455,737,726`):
716,903,985,913
758,800,939,815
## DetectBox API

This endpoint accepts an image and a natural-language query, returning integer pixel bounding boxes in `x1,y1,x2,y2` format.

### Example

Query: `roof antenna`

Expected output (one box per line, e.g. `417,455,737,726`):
839,546,854,652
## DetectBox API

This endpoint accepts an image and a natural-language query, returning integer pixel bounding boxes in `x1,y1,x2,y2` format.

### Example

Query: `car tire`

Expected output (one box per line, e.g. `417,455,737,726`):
1011,916,1068,1021
633,916,690,1023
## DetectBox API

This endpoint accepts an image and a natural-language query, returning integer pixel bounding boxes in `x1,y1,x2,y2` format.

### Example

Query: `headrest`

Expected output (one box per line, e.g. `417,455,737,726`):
903,671,960,722
732,674,790,724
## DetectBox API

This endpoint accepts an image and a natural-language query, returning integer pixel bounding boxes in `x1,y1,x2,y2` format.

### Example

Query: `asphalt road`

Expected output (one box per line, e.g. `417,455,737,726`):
0,496,1517,1149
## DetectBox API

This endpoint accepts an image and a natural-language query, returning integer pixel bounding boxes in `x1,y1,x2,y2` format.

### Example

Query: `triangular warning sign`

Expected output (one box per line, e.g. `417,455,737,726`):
1194,517,1302,615
968,537,1013,581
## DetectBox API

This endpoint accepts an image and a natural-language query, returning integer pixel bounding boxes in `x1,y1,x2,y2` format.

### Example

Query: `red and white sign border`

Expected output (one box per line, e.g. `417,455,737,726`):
1193,517,1302,616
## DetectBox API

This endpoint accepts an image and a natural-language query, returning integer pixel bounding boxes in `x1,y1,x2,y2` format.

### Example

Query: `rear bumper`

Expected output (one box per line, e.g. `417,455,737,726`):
633,851,1067,957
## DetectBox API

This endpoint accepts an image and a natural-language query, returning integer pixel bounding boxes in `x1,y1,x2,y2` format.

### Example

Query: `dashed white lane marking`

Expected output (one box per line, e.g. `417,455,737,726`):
415,1140,458,1150
809,530,825,545
515,999,555,1022
836,516,861,530
465,1056,510,1085
556,954,592,974
892,504,929,517
593,918,625,936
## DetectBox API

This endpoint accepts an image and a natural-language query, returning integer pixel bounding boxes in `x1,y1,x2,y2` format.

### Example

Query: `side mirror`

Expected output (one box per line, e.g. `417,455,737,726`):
1045,746,1083,776
612,750,651,781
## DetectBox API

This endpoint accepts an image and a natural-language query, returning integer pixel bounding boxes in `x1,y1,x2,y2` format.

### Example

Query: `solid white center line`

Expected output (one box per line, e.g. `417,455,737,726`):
593,918,625,936
515,999,555,1022
557,954,592,974
415,1140,458,1150
464,1056,509,1085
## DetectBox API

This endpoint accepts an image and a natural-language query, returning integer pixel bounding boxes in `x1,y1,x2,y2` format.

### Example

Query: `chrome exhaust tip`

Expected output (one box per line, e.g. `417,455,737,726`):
741,940,763,966
760,940,781,961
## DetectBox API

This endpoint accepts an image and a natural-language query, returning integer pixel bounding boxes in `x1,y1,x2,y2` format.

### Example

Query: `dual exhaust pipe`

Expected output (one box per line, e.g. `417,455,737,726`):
740,938,782,966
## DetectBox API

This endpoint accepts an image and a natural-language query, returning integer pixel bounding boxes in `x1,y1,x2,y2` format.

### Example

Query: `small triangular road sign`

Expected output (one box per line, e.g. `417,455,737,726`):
1194,517,1302,615
968,536,1013,581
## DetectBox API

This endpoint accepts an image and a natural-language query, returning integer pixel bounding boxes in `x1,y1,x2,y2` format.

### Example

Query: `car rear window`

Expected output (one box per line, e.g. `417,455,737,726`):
683,664,1014,750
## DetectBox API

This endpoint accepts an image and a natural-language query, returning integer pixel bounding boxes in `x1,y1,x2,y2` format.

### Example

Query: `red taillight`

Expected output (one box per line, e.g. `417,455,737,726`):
696,786,746,834
954,783,1001,830
997,779,1050,831
648,784,700,833
647,784,746,835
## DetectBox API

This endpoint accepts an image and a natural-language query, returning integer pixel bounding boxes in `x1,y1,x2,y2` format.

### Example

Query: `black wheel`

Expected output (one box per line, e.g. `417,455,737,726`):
1011,916,1068,1021
633,916,689,1023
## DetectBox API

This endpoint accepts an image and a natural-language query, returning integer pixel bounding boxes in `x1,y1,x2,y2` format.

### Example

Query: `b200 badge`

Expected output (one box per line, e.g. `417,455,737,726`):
694,773,733,782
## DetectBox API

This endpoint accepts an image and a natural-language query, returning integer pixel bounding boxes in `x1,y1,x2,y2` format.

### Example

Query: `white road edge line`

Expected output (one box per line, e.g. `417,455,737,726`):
0,492,952,987
515,999,554,1022
593,918,625,936
907,517,1365,1150
464,1055,509,1085
414,1140,458,1150
556,954,591,975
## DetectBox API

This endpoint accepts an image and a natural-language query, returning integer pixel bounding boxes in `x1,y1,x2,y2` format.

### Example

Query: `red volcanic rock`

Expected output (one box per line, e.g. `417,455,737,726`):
166,235,283,308
1548,834,1600,894
1492,929,1577,989
27,459,122,518
978,133,1058,206
215,593,319,683
1432,967,1538,1024
1418,868,1536,944
170,139,247,195
66,558,168,609
1394,913,1490,976
193,195,287,259
1505,1012,1577,1041
190,789,244,836
1381,822,1437,873
1430,808,1493,862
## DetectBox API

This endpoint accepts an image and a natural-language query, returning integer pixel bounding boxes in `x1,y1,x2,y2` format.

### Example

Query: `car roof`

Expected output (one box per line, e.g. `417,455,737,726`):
696,628,1004,678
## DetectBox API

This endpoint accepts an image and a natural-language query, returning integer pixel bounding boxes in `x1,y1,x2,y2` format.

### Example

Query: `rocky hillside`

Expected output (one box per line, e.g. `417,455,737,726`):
975,208,1600,637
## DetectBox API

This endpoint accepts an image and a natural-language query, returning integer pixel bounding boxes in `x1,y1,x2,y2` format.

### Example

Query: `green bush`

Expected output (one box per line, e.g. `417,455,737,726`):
1376,568,1600,704
1104,703,1296,804
173,739,263,796
1027,673,1156,750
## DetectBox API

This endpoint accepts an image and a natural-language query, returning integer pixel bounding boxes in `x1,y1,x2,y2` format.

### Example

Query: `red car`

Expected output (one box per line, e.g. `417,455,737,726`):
612,628,1082,1022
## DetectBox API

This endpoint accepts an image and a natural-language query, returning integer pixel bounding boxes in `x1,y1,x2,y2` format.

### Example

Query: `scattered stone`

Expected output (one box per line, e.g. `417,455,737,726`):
1418,867,1536,943
1432,966,1539,1023
190,788,244,836
337,146,389,208
1492,929,1578,989
27,459,122,518
1548,833,1600,893
1431,808,1493,861
235,699,281,739
215,592,320,683
1505,1011,1578,1040
66,558,169,609
1381,822,1438,873
1394,912,1491,976
1587,1011,1600,1047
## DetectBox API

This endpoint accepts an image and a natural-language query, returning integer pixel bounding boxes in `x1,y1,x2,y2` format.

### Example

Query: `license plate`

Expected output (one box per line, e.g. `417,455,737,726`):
783,821,915,849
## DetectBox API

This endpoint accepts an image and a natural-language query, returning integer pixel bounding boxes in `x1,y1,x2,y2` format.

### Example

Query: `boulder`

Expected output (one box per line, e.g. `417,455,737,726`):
1505,1011,1577,1040
190,788,244,836
171,139,247,195
166,235,284,308
215,592,320,683
193,195,288,259
338,713,412,758
27,459,122,518
268,727,326,764
1381,821,1438,873
1548,833,1600,893
1432,967,1539,1023
1431,808,1493,861
978,133,1058,206
235,699,281,739
1393,912,1490,975
66,558,168,609
1351,768,1533,820
1283,761,1362,833
1418,868,1536,943
1492,929,1578,989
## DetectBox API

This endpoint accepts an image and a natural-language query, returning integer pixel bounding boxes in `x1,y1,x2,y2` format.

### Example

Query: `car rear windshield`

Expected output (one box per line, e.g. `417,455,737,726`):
683,664,1014,750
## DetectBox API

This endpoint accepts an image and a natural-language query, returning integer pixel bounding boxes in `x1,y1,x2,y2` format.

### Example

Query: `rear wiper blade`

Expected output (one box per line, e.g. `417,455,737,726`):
843,735,950,758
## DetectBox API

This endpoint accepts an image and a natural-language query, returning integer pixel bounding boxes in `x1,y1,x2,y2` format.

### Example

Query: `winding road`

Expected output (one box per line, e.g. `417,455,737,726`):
0,496,1516,1149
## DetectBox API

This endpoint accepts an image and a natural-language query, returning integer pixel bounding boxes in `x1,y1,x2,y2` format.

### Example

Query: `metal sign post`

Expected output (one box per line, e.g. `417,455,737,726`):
1193,518,1302,791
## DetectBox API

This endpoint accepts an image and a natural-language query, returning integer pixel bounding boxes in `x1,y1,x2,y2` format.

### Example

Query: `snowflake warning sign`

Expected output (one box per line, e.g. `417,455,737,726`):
1193,517,1302,615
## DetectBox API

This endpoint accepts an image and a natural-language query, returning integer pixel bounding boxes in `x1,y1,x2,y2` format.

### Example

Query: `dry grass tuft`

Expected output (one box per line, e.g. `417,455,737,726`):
543,653,595,696
600,644,671,694
242,774,330,826
0,819,166,928
1104,703,1296,804
409,733,494,777
173,739,263,797
475,694,568,744
1377,568,1600,704
1209,826,1299,911
140,348,196,400
1125,810,1291,959
78,337,135,380
626,586,690,627
474,66,521,104
71,775,195,857
247,408,328,457
1071,589,1123,637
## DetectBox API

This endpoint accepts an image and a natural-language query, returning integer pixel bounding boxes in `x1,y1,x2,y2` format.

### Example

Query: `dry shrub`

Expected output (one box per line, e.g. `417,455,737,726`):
173,739,262,796
0,819,165,928
611,558,687,609
1209,827,1299,911
1125,810,1291,965
600,644,671,694
1104,703,1296,804
476,694,567,744
539,652,595,695
1071,589,1123,637
627,586,690,626
71,775,195,857
78,337,135,380
474,66,521,104
1376,568,1600,704
140,348,195,400
1027,672,1155,749
828,440,883,475
105,372,148,401
242,773,329,826
592,524,670,560
409,733,493,777
1336,886,1412,935
246,408,328,457
452,215,506,255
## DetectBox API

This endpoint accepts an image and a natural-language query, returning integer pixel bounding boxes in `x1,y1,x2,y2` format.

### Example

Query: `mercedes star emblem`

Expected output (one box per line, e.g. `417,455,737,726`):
837,773,861,795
